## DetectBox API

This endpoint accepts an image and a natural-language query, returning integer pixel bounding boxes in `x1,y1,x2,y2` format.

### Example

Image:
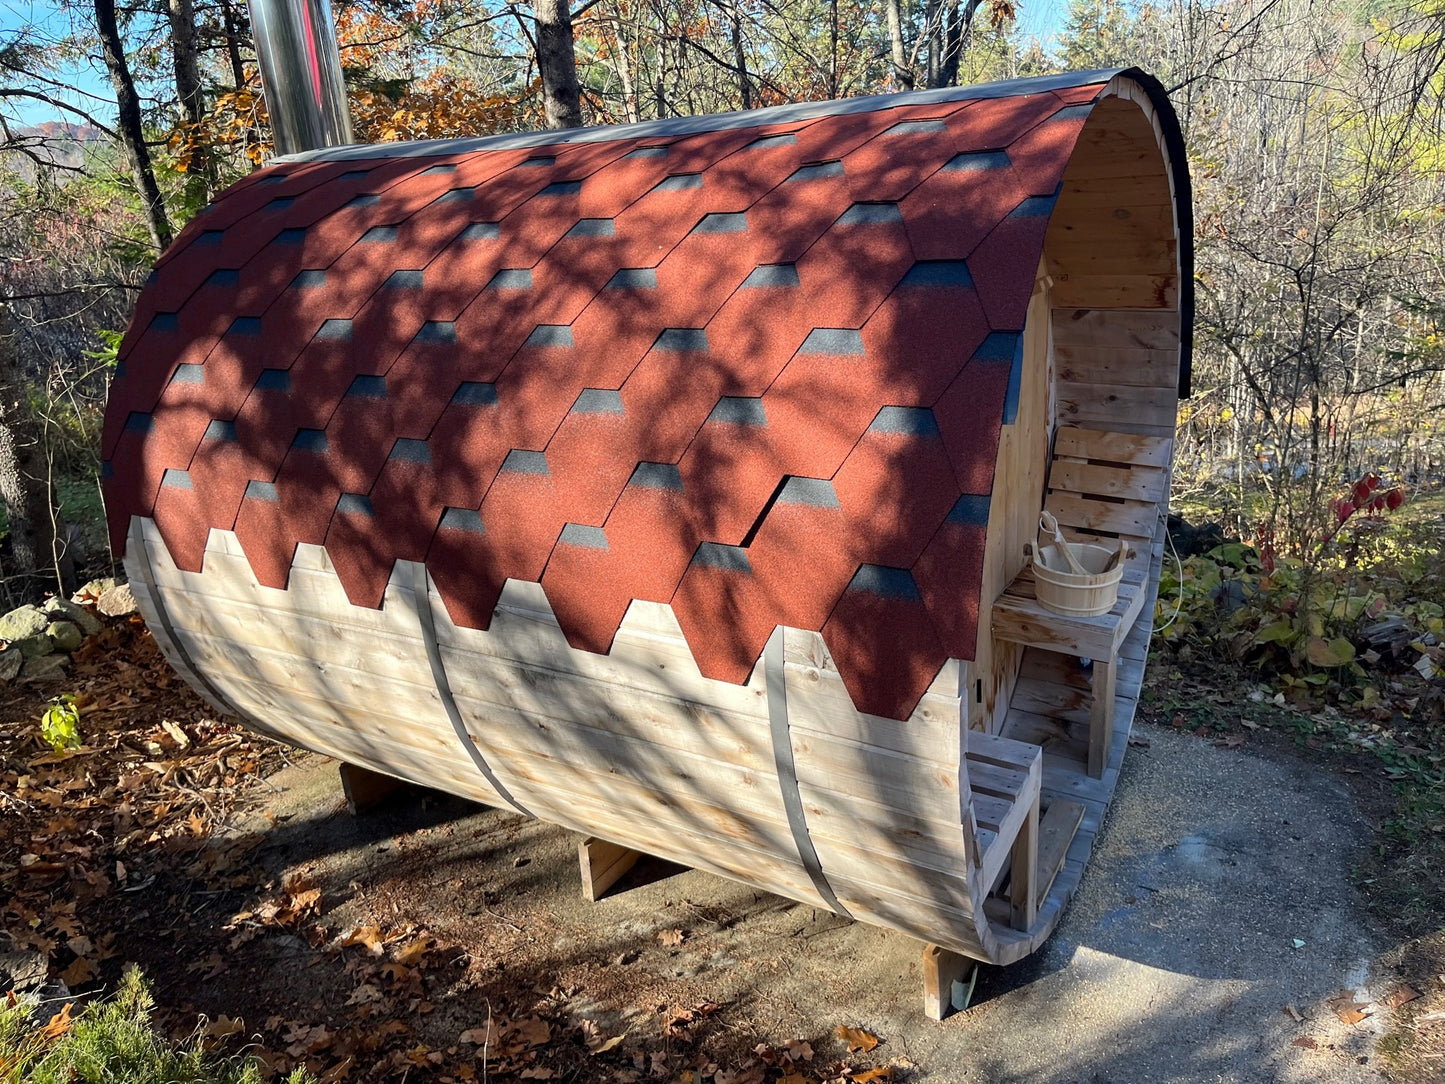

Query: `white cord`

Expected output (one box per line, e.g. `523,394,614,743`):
1153,524,1185,634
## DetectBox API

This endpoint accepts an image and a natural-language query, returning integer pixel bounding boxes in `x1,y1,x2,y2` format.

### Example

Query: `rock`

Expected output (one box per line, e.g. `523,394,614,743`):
96,583,138,617
1209,578,1250,614
44,597,104,637
0,647,22,682
0,947,47,993
74,576,116,602
1166,513,1235,559
20,653,68,680
0,604,49,642
15,634,54,658
47,621,84,652
25,979,72,1029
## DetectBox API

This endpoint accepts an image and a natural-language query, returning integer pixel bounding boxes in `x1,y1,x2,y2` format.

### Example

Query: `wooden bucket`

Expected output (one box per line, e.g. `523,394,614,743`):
1033,539,1124,617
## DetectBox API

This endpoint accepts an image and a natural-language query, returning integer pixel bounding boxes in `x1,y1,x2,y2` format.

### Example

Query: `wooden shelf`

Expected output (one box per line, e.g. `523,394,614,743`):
991,564,1147,661
990,562,1150,780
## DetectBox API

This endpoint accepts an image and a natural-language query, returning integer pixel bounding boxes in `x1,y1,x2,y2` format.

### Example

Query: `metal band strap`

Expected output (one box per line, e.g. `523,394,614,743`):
409,563,531,817
126,519,243,721
764,628,852,918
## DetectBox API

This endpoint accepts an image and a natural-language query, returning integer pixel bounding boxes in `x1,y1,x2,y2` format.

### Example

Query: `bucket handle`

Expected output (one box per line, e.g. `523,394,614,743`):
1038,511,1089,575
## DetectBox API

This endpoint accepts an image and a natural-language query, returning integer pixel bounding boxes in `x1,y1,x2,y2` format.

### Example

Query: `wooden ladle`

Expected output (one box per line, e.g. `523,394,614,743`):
1039,511,1089,575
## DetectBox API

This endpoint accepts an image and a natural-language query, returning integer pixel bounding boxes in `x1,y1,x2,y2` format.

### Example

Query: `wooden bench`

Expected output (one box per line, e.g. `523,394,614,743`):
991,427,1171,777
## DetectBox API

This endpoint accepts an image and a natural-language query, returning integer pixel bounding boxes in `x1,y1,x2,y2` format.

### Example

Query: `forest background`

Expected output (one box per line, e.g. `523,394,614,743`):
0,0,1440,577
4,0,1445,740
1,0,1443,760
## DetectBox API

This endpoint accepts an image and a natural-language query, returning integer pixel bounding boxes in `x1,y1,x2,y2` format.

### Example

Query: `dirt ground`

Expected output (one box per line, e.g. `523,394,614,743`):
4,614,1440,1082
110,719,1438,1084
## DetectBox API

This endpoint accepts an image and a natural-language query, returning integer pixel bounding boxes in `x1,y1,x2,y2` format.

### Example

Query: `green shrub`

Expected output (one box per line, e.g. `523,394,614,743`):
1156,492,1445,705
0,967,314,1083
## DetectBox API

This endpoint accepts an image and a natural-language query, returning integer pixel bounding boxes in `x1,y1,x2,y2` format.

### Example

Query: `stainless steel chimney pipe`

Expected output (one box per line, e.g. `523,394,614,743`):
246,0,354,156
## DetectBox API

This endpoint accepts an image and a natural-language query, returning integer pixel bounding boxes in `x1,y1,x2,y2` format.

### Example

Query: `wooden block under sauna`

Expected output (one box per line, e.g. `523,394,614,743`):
923,944,977,1021
579,837,641,902
338,762,405,816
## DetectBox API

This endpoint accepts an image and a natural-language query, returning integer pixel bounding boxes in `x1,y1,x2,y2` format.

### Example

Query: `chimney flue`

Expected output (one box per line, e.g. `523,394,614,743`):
246,0,354,156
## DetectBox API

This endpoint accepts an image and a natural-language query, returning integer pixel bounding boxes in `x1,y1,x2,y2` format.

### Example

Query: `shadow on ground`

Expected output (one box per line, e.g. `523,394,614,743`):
112,722,1408,1083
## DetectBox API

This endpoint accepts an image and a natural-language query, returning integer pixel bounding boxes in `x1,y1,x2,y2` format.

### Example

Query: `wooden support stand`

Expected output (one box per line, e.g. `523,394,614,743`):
578,837,641,902
923,944,978,1021
1008,794,1040,931
338,762,405,815
992,568,1140,780
1088,657,1117,779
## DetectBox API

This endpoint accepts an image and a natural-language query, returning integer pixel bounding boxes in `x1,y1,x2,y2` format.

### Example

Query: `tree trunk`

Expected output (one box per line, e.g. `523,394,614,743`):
534,0,583,129
219,0,262,166
0,306,62,603
886,0,913,90
925,0,941,88
167,0,210,201
926,0,974,88
940,0,969,87
220,0,249,91
726,1,751,110
828,0,839,99
94,0,173,250
610,16,639,122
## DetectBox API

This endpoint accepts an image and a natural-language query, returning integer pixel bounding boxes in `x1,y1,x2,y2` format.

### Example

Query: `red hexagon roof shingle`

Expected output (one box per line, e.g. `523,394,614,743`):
105,73,1114,720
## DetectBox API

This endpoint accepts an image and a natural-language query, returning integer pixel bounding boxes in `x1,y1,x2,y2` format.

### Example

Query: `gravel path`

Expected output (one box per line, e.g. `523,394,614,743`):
244,722,1402,1083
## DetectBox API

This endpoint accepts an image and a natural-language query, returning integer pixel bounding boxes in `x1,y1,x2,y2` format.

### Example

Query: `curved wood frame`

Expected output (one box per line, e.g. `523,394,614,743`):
125,73,1187,973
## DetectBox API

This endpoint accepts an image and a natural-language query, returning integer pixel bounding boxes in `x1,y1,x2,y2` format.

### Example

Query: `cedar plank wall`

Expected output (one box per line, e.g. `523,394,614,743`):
132,520,1002,957
1046,87,1183,440
974,81,1183,735
969,261,1052,734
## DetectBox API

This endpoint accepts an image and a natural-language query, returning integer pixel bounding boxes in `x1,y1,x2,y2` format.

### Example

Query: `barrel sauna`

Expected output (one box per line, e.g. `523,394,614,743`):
102,67,1191,1003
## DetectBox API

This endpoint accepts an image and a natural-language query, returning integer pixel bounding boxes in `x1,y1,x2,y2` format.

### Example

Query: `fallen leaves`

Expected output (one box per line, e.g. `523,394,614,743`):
1327,991,1372,1026
1,610,288,995
254,875,323,928
580,1018,626,1054
833,1026,880,1054
514,1016,551,1048
58,954,96,987
39,1002,74,1040
664,1001,723,1039
658,928,686,947
345,983,384,1007
458,1021,498,1046
203,1015,245,1040
1383,984,1421,1009
340,925,386,956
1334,1003,1370,1026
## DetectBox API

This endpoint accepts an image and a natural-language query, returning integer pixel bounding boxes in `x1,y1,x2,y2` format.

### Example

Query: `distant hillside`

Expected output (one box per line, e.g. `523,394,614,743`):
19,121,107,143
4,121,111,177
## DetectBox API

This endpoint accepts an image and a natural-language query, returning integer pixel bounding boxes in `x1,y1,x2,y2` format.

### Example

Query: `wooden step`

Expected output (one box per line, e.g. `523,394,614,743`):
1034,799,1086,909
966,732,1043,893
1053,426,1173,468
981,797,1086,926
